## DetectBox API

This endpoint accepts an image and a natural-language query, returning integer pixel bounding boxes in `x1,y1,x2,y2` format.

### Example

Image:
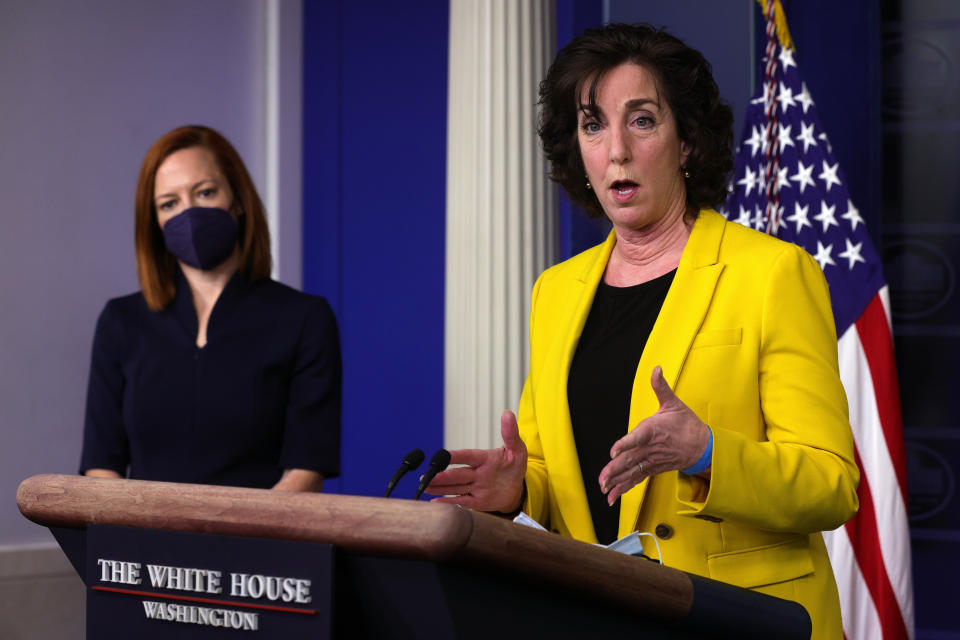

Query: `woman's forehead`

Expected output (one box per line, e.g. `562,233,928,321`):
156,147,221,180
577,63,664,114
154,147,225,194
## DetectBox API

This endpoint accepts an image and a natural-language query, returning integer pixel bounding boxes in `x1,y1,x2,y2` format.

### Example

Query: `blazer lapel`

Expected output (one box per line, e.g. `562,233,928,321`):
617,211,727,537
538,233,615,543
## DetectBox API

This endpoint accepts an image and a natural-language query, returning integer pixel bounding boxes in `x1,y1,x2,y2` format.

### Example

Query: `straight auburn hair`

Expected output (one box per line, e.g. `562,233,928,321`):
134,125,272,310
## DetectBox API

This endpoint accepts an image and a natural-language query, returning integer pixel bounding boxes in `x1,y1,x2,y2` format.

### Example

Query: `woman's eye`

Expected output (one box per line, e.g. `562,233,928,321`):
581,121,601,134
633,116,653,128
158,201,175,211
199,188,216,198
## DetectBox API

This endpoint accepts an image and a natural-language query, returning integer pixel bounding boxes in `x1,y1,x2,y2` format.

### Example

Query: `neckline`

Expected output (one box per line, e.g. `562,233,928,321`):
170,267,251,344
599,268,677,294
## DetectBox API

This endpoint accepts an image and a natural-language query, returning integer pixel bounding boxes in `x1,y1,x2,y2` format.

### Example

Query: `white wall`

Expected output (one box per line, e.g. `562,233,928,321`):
1,0,266,544
0,2,301,634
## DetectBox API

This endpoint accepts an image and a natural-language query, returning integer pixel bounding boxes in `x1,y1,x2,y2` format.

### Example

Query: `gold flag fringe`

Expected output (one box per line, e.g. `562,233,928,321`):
756,0,795,51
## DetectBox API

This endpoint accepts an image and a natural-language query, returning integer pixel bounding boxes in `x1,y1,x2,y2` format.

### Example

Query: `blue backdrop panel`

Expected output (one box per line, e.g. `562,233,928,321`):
303,0,449,498
779,0,883,245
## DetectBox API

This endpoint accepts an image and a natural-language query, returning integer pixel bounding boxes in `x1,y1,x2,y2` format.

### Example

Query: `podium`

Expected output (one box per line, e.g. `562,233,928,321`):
18,474,810,639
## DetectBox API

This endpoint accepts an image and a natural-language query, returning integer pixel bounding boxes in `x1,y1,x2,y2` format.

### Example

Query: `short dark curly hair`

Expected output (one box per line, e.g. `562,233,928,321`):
538,23,734,219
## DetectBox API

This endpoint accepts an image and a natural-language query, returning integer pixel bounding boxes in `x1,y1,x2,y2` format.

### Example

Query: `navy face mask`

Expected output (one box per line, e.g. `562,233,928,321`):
162,206,239,270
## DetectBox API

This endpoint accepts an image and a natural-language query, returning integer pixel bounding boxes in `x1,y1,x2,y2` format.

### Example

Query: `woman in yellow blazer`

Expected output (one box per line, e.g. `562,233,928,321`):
429,24,858,638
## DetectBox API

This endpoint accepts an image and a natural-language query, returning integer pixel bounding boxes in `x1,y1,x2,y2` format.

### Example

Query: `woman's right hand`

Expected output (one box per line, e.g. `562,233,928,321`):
426,410,527,513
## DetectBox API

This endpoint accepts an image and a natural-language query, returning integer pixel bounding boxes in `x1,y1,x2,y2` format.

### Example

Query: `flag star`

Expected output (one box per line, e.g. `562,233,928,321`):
813,200,838,233
736,205,752,227
755,171,768,199
753,205,766,230
777,124,795,153
776,166,791,191
744,125,764,157
779,46,797,72
797,121,818,154
796,82,815,113
786,202,811,234
818,131,833,153
841,199,865,231
757,126,771,156
737,165,757,197
777,83,796,113
838,238,866,270
790,160,816,194
819,160,842,191
813,240,836,270
750,82,771,106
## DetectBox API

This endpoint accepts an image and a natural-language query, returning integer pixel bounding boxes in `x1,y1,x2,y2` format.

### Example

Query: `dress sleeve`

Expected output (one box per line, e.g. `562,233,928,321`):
79,301,130,475
676,244,860,533
519,273,551,524
278,297,342,478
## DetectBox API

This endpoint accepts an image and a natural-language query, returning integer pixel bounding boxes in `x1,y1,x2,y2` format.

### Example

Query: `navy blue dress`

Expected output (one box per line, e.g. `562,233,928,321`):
79,273,341,488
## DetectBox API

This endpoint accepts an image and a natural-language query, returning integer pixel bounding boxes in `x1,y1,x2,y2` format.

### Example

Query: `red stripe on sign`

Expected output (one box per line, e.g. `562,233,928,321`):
854,294,908,505
91,586,317,615
844,448,908,640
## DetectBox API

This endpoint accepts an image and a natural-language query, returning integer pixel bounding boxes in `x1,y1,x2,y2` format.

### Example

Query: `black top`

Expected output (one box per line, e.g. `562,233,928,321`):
567,269,675,544
79,272,342,488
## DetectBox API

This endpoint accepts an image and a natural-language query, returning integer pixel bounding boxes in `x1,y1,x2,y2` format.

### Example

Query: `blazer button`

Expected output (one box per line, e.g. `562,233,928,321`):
654,523,673,539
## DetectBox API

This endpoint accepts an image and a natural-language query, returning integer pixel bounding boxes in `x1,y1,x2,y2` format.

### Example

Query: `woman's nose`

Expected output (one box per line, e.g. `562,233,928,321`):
609,126,631,165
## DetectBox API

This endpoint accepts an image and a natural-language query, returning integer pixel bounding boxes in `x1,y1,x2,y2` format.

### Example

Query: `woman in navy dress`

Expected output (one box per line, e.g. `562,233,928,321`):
80,125,341,491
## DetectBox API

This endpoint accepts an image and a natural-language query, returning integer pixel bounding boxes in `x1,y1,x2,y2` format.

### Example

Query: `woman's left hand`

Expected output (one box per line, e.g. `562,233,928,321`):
598,366,710,506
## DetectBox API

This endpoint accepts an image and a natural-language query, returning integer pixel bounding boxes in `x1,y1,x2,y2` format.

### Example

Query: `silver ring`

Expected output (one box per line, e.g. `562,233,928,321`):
636,461,644,474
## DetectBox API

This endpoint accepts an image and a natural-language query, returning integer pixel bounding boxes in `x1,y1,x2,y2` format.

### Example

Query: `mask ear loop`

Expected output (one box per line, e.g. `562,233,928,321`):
637,532,663,565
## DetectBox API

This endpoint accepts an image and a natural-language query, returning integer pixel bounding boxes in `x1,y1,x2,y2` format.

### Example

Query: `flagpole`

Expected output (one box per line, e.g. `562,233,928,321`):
761,0,781,235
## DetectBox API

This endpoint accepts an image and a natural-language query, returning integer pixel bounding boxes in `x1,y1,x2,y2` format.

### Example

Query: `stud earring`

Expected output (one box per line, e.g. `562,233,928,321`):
682,169,691,179
585,174,592,190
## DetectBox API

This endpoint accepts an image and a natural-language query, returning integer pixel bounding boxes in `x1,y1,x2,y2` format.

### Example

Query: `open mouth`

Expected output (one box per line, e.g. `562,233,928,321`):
610,180,639,198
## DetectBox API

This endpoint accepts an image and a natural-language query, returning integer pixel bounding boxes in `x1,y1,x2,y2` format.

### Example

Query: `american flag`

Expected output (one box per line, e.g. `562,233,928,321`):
721,2,914,638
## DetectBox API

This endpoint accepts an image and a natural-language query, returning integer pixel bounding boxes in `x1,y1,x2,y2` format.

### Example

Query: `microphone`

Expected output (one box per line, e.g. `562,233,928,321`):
384,448,425,497
413,449,452,500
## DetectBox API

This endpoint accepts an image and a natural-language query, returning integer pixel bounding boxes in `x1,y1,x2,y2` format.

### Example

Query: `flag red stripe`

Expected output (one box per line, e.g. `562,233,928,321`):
853,294,908,504
845,447,908,640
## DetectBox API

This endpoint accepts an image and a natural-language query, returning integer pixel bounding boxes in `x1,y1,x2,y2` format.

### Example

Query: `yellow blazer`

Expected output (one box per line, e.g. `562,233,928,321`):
518,210,859,638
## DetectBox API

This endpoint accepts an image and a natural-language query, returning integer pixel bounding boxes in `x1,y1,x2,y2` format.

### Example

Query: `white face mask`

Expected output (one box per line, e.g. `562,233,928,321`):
511,512,663,564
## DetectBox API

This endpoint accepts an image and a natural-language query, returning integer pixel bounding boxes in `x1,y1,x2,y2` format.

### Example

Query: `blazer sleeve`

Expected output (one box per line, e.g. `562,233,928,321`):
278,297,342,478
676,244,860,533
518,272,551,524
79,301,130,475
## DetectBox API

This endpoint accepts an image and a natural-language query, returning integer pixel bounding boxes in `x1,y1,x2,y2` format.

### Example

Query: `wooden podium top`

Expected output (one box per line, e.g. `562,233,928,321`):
18,474,693,619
